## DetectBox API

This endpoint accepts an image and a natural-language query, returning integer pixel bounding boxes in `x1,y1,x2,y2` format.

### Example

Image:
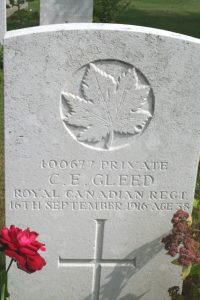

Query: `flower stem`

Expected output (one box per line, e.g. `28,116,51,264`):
6,259,14,273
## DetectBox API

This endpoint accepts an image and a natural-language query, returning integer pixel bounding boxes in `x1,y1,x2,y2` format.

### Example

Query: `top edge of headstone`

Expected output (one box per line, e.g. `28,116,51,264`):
4,23,200,44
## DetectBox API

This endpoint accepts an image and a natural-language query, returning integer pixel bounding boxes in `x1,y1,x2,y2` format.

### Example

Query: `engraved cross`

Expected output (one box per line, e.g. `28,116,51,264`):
59,219,136,300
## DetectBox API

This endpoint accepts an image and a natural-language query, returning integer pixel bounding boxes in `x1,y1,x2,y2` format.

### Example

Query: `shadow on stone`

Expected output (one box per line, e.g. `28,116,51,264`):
84,233,166,300
119,291,149,300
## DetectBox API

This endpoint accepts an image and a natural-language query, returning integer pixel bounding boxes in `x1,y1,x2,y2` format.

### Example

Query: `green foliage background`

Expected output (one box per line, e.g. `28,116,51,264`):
94,0,200,38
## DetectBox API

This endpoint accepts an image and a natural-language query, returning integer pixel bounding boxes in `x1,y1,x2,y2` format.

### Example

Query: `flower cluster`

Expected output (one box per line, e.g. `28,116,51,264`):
0,225,46,273
162,210,200,266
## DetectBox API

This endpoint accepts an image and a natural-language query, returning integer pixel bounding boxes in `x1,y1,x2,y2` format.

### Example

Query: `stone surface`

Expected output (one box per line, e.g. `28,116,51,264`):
40,0,93,25
4,24,200,300
0,0,6,44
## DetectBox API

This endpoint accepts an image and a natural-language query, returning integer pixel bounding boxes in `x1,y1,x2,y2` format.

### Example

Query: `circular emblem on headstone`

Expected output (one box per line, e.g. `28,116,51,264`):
60,59,154,150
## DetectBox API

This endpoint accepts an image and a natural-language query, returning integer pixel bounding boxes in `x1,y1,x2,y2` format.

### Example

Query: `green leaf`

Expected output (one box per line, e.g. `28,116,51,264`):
0,271,9,300
0,283,5,300
171,259,181,266
192,286,200,296
190,263,200,276
181,264,192,279
174,296,185,300
193,198,199,208
0,272,7,289
4,276,9,298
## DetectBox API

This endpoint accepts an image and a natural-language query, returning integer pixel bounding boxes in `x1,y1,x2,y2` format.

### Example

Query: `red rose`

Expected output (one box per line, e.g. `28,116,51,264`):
5,249,46,273
0,225,46,273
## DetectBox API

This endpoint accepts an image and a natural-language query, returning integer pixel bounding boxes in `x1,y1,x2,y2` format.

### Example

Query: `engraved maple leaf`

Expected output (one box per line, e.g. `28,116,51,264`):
61,63,152,149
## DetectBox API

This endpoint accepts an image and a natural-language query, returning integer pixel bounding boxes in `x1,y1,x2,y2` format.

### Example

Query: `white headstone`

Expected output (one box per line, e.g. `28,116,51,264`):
4,24,200,300
40,0,93,25
0,0,6,44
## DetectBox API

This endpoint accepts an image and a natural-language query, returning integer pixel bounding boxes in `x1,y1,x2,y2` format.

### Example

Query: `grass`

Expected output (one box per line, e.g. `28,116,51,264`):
28,0,40,13
7,0,200,38
7,0,39,31
118,0,200,38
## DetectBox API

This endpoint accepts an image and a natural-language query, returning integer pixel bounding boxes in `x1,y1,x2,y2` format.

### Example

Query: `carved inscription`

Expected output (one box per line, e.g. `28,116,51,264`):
59,219,136,300
60,60,154,150
9,159,190,212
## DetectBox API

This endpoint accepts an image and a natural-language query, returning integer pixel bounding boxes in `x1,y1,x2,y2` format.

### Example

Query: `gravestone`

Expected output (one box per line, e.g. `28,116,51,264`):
40,0,93,25
4,24,200,300
0,0,6,44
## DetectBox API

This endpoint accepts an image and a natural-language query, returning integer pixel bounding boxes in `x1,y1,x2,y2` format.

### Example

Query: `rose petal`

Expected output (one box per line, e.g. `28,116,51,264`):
19,247,37,256
5,249,26,267
0,226,11,242
27,254,46,271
